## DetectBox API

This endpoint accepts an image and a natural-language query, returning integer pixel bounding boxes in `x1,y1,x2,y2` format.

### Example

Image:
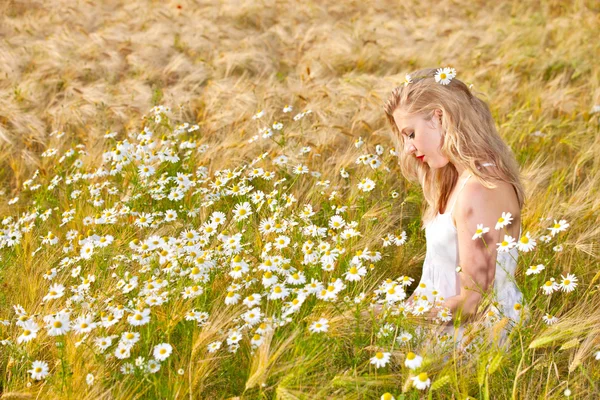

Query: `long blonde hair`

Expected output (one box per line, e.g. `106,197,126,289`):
383,68,525,229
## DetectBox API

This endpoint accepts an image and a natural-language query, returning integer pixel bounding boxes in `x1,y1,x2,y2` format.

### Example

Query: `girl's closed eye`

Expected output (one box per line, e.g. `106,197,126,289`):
408,132,415,139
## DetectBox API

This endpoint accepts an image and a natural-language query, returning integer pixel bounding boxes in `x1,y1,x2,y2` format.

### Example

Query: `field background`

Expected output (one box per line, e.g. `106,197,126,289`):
1,0,600,399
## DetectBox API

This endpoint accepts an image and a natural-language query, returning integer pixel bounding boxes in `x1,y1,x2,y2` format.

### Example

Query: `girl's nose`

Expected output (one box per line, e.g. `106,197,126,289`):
404,142,416,155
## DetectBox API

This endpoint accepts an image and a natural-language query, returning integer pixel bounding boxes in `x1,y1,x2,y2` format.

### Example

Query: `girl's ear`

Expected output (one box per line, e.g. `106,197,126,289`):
434,109,443,125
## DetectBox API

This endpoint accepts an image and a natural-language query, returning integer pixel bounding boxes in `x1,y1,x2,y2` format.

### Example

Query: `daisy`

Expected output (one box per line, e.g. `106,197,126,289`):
526,264,545,275
434,68,453,85
134,212,154,228
44,312,71,336
343,265,367,282
472,224,490,240
548,219,569,237
72,314,97,334
403,73,413,86
207,341,222,353
328,215,346,230
273,235,290,250
381,393,395,400
357,178,376,192
225,291,241,305
119,332,140,347
28,360,49,380
553,244,563,252
138,164,155,178
115,343,132,359
268,284,290,301
252,110,264,120
495,212,513,230
516,232,536,252
243,293,262,308
164,209,177,222
232,202,252,221
272,155,288,166
283,105,293,113
396,331,413,345
153,343,173,361
404,352,423,370
309,317,329,333
127,308,151,326
293,164,309,175
542,313,558,325
43,283,65,302
17,320,39,344
242,307,262,326
262,271,278,287
559,273,578,292
80,242,95,260
541,278,559,295
539,235,552,243
250,334,264,348
496,235,516,253
370,352,391,368
595,351,600,360
411,372,431,390
437,307,452,322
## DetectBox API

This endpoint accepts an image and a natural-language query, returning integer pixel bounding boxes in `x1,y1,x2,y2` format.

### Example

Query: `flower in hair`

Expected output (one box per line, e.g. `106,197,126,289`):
434,67,456,85
403,74,413,86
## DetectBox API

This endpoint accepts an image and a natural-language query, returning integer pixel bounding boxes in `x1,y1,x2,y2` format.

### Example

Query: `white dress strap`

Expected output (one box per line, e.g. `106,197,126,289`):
448,174,472,215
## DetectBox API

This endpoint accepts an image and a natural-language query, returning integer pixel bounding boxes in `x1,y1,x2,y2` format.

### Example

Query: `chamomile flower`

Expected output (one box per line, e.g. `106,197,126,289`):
343,265,367,282
153,343,173,361
370,351,391,368
127,308,151,326
496,235,516,252
252,110,264,120
225,291,241,305
541,278,559,295
404,352,423,370
283,105,293,113
516,232,536,252
243,293,262,308
309,317,329,333
28,360,49,380
232,202,252,221
495,212,513,230
357,178,376,192
472,224,490,240
44,312,71,336
559,273,578,292
268,284,289,300
396,331,413,345
542,313,558,325
548,219,569,237
526,264,545,275
207,341,222,353
43,283,65,302
434,67,453,85
411,372,431,390
17,320,39,344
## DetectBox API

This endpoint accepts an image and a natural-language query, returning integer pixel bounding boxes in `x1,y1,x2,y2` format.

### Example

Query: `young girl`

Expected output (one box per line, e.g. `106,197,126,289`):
383,67,525,342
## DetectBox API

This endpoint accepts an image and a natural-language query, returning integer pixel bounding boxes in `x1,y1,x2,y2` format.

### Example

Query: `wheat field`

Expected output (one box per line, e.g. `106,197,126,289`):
1,0,600,398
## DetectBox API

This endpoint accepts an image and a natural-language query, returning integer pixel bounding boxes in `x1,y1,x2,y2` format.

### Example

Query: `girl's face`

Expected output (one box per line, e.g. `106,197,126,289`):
392,108,449,169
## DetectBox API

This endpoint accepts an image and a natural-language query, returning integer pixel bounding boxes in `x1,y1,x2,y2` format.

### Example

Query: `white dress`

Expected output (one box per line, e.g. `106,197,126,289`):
417,164,523,342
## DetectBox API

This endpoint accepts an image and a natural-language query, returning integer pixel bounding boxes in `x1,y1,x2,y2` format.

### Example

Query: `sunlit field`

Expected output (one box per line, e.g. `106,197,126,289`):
1,0,600,398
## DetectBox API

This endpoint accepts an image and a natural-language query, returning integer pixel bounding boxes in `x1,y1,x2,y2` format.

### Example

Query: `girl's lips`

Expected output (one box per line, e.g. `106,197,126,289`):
417,155,425,161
